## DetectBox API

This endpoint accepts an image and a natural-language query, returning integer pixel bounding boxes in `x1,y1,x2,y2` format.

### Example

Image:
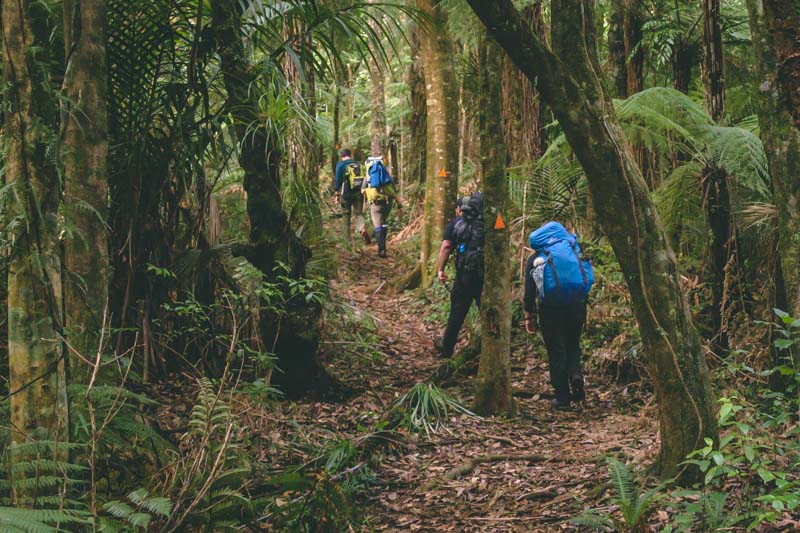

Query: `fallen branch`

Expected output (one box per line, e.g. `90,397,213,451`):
444,453,549,480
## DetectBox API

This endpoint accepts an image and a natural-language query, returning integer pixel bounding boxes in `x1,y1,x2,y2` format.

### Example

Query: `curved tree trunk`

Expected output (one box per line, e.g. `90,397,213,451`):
211,0,333,398
474,36,514,416
63,0,110,382
3,0,69,505
416,0,459,287
748,0,800,389
467,0,718,483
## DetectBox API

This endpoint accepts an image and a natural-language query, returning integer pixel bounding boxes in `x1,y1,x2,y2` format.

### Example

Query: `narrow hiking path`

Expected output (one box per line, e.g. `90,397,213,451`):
317,236,661,532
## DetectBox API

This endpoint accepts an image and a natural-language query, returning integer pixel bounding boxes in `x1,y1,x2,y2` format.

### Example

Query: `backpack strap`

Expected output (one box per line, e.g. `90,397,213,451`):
568,240,589,285
545,251,561,290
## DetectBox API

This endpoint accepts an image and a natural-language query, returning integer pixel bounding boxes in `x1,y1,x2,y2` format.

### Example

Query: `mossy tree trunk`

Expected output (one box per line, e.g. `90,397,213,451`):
607,3,627,98
474,36,514,416
416,0,458,287
747,0,800,388
211,0,333,398
701,0,732,354
467,0,718,483
403,25,427,189
63,0,109,382
2,0,69,505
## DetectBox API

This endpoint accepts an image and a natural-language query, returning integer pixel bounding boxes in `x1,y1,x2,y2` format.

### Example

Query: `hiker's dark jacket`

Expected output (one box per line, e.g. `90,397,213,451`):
334,158,353,192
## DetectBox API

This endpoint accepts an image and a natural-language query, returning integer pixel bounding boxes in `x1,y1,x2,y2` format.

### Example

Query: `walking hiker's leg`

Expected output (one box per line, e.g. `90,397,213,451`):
371,203,389,257
354,195,367,238
565,302,587,401
342,197,352,240
441,276,471,356
539,307,570,403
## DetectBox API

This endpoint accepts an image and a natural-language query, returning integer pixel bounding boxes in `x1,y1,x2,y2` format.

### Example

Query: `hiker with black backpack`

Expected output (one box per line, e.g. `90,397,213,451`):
333,149,370,244
361,156,403,258
434,192,484,358
523,221,594,409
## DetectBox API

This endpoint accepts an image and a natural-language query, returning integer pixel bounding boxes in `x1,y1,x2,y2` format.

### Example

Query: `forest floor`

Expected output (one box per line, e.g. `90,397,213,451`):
259,218,663,532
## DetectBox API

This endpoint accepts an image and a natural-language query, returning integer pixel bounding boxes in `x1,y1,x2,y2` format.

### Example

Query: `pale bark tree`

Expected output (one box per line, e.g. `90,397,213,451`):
63,0,110,381
467,0,718,483
474,36,514,416
2,0,69,505
416,0,458,287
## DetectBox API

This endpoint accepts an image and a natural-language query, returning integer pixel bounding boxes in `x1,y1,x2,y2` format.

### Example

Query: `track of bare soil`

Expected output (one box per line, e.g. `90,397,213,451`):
283,238,656,532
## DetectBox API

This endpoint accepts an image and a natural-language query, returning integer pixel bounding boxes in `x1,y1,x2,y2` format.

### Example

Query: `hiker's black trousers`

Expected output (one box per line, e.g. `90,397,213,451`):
442,271,483,355
539,302,586,402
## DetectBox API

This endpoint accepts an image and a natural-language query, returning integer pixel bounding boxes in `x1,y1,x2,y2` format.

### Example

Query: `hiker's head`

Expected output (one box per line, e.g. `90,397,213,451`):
340,148,352,159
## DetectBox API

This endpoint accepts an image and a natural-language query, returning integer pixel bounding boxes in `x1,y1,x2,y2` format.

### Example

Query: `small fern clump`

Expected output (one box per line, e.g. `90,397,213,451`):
98,488,173,532
392,383,479,437
573,457,663,533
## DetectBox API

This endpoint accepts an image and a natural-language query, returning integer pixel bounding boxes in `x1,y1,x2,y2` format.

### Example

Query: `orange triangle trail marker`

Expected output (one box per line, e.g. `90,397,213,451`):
439,167,447,178
494,213,506,230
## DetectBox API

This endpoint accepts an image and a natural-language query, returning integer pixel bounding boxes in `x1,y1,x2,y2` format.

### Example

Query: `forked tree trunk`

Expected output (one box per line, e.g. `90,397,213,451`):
474,35,514,416
211,0,333,398
3,0,69,505
467,0,718,483
416,0,458,287
747,0,800,388
701,0,732,354
63,0,110,382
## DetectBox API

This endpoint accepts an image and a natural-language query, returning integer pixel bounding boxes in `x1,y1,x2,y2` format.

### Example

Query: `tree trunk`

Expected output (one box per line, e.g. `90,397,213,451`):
747,0,800,386
762,0,800,132
331,80,341,183
671,38,697,94
368,4,388,158
467,0,718,483
403,25,427,190
474,36,514,416
608,2,628,98
3,0,69,505
701,0,731,354
63,0,110,382
416,0,459,286
211,0,333,398
501,2,547,166
623,0,645,95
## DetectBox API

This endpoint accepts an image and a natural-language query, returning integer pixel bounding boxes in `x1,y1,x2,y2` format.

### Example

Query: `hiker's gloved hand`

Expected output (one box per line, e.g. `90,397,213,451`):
333,193,341,205
524,317,536,335
438,269,448,283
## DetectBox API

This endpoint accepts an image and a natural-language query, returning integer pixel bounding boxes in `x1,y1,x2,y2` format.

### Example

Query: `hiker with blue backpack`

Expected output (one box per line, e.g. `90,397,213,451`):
524,221,594,409
333,149,370,244
361,156,403,258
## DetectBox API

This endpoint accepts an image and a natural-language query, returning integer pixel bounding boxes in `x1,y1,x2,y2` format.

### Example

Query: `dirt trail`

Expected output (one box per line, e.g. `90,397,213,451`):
311,240,658,532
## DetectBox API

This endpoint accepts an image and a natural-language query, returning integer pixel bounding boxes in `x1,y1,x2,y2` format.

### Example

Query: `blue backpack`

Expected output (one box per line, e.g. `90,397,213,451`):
367,157,393,188
529,222,594,305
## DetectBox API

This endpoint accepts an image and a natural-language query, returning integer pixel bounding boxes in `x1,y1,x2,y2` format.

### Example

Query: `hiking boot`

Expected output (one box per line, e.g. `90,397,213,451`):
550,398,571,410
378,249,387,258
433,336,452,358
361,229,371,244
570,376,585,403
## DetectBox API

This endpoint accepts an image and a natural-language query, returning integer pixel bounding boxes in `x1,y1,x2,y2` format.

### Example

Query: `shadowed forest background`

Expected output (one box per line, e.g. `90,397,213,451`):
1,0,800,530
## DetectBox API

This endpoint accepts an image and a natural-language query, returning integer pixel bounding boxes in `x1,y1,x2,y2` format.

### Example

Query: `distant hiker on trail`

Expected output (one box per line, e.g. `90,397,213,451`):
524,221,594,409
333,148,370,244
362,156,403,258
434,192,484,358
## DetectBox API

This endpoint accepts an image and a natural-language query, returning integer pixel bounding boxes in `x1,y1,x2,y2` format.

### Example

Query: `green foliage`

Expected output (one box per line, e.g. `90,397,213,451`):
392,383,479,436
98,489,173,532
573,457,663,533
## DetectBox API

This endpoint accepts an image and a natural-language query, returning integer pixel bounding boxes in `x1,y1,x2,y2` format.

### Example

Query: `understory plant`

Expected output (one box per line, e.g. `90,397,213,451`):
392,382,479,437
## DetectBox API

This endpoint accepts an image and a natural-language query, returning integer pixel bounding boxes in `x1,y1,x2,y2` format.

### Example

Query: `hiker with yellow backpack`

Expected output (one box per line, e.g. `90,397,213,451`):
333,149,370,244
361,156,403,258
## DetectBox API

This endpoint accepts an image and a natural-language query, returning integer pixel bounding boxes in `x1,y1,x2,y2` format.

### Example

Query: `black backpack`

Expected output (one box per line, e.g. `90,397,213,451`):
453,192,484,276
